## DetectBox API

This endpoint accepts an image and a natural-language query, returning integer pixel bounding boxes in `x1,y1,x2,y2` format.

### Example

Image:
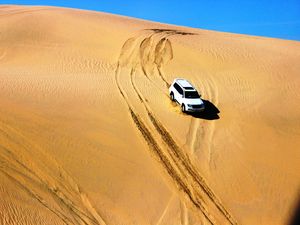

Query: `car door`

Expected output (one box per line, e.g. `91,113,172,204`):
173,83,180,103
178,88,184,105
174,83,183,104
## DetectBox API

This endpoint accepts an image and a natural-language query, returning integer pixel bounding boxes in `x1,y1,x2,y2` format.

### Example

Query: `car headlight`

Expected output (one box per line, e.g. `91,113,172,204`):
187,104,193,107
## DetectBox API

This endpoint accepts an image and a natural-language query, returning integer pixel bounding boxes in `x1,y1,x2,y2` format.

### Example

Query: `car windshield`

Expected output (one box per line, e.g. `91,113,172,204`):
185,91,200,98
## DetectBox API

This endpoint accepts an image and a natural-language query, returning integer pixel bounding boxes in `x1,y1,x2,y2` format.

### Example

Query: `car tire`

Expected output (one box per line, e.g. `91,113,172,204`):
170,92,175,101
181,104,186,113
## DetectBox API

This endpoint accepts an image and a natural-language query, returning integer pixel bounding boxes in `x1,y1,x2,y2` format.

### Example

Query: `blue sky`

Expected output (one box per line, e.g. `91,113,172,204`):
2,0,300,41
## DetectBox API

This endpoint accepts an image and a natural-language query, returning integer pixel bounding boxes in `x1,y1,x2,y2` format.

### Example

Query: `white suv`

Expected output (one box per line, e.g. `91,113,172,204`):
169,78,205,113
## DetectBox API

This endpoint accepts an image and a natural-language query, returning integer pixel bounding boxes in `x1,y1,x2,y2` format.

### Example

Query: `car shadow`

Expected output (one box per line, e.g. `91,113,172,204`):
187,100,220,120
289,195,300,225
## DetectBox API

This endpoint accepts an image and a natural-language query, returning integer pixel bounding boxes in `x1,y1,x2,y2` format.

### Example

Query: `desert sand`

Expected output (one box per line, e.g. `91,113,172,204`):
0,5,300,225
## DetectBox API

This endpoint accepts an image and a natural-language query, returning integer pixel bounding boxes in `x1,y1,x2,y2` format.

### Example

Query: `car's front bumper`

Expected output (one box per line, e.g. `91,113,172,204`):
186,106,205,112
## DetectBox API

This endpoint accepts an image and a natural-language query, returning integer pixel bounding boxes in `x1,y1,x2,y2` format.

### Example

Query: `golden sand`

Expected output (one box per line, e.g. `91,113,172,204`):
0,5,300,225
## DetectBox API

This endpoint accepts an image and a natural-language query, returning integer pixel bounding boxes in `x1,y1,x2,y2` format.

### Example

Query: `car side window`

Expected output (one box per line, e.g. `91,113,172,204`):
174,83,183,95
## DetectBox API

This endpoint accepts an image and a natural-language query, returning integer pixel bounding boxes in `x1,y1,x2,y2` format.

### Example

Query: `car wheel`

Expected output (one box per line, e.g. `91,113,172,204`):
170,92,175,101
181,104,186,113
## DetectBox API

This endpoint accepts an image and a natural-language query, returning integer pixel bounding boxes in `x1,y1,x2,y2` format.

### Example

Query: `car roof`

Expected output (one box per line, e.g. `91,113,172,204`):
175,79,195,90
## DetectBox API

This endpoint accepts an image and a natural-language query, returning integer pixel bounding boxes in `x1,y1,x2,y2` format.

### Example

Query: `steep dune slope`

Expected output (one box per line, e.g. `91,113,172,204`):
0,5,299,225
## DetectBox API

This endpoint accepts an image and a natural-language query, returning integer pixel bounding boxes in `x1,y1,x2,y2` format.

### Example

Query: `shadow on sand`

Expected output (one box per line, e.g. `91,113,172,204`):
289,195,300,225
187,100,220,120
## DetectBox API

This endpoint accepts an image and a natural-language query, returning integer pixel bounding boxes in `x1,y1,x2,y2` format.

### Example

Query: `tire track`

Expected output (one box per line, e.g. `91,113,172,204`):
146,108,235,225
115,29,238,225
188,119,200,155
154,38,173,87
140,31,174,88
143,38,231,220
144,31,216,169
196,76,218,166
139,33,172,89
145,33,203,159
128,107,214,224
115,37,215,224
206,76,218,166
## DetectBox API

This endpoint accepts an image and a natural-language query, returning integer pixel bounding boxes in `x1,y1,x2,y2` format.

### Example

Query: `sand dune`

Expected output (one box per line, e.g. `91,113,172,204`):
0,5,300,225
